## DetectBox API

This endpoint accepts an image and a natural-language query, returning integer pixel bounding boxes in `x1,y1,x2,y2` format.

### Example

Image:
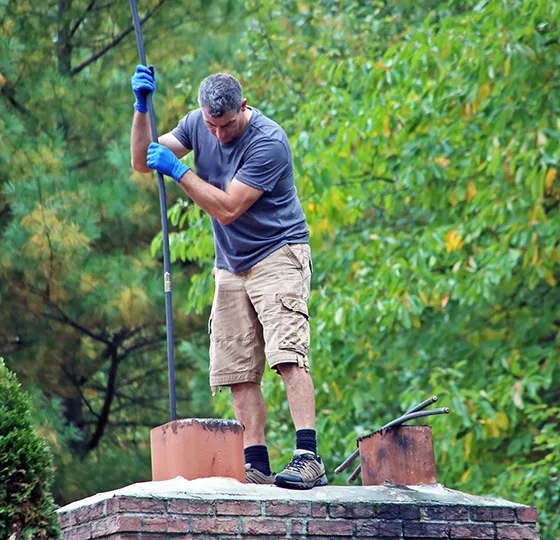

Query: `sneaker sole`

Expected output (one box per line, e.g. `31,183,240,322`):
274,473,329,490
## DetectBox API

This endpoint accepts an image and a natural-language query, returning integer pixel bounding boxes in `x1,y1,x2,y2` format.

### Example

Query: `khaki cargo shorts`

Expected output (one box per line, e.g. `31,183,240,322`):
209,243,312,390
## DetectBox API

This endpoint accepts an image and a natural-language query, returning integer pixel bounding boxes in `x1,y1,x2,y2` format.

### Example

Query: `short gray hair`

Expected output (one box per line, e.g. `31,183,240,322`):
198,73,243,117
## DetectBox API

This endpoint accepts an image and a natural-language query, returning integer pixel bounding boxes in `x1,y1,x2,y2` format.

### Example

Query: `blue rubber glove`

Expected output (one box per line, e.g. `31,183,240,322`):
147,143,190,182
131,65,156,113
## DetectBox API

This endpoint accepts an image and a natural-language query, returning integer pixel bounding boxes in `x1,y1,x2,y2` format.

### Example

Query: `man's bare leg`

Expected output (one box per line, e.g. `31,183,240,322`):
275,362,327,489
231,382,274,482
231,382,267,446
276,363,316,430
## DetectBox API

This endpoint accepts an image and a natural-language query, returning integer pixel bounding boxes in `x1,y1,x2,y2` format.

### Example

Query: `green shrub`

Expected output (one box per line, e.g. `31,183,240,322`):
0,359,61,540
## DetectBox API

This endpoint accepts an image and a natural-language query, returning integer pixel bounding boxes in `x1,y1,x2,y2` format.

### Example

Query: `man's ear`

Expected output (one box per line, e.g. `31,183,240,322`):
240,98,248,111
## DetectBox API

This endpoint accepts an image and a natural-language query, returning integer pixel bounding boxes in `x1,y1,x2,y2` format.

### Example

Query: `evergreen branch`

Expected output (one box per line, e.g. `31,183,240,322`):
111,393,170,416
41,306,110,345
68,0,97,41
119,334,166,361
35,178,56,287
71,157,100,170
86,344,120,451
0,74,34,116
70,0,169,76
62,365,100,420
107,366,164,389
93,1,118,11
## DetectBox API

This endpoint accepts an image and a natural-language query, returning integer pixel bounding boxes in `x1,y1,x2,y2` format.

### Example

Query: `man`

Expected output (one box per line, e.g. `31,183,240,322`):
130,66,327,490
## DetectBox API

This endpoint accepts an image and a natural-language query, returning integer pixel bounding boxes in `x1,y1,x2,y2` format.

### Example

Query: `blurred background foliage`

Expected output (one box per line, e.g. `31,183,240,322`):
1,0,558,538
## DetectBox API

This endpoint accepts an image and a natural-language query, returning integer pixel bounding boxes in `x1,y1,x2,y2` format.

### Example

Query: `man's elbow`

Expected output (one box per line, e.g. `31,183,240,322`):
217,214,235,226
216,208,240,226
131,158,151,174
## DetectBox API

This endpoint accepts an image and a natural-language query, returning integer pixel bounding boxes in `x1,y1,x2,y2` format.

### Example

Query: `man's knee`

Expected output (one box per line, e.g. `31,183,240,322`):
231,381,261,396
276,362,308,380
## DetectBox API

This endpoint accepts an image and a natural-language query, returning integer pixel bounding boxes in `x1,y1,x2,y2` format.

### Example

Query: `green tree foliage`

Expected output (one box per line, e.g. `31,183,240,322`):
167,1,559,537
0,359,61,540
0,0,243,504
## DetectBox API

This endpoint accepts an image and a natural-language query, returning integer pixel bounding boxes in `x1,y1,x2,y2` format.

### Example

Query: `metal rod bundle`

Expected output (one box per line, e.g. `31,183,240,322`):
335,395,451,483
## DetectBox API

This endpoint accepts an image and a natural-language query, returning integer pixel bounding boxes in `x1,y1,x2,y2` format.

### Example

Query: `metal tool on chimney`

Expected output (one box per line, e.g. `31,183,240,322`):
335,396,450,486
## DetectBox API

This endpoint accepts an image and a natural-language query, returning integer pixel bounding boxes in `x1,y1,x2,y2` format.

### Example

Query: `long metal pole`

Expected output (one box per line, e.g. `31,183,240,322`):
129,0,176,421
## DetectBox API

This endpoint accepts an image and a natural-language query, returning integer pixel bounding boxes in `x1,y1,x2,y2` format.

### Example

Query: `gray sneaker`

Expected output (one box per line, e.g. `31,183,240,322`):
245,463,275,484
274,450,329,490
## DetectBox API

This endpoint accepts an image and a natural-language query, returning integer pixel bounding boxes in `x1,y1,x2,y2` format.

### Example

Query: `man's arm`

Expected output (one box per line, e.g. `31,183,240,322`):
146,142,262,225
129,65,190,172
131,113,190,173
178,172,263,225
130,110,152,173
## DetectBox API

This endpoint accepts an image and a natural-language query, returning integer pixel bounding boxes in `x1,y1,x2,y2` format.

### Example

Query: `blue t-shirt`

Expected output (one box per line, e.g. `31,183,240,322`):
172,107,309,273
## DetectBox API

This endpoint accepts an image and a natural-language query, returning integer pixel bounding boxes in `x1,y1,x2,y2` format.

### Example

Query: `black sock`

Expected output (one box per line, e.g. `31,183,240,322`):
296,429,317,455
244,445,271,476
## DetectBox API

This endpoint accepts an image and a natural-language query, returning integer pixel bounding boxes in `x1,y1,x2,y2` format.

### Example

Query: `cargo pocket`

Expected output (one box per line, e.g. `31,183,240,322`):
277,295,310,356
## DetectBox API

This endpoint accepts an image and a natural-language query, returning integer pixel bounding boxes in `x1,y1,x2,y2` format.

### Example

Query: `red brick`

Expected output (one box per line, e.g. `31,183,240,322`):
239,537,288,540
142,515,189,533
291,519,306,535
355,519,403,537
308,519,353,536
516,507,538,523
424,505,469,521
242,518,288,535
91,515,141,537
266,500,311,516
404,522,450,538
307,537,352,540
451,524,496,539
192,517,239,534
107,536,165,540
168,499,214,515
376,503,420,520
64,525,92,540
106,496,165,515
73,503,106,525
311,502,327,517
59,510,71,529
104,536,147,540
472,507,516,522
496,525,539,539
217,500,261,516
329,503,374,518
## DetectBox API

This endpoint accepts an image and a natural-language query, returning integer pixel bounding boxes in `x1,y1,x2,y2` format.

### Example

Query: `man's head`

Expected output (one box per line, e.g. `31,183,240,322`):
198,73,248,144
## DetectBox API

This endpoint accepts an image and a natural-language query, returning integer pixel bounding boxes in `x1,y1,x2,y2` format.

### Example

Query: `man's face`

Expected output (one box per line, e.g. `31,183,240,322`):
202,99,247,144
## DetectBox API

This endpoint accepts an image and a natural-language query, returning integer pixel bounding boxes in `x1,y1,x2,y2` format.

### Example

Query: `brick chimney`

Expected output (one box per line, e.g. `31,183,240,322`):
58,477,539,539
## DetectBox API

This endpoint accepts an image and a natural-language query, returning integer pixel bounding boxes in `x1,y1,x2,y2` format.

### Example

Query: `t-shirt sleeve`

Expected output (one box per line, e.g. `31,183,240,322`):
235,139,290,192
171,112,194,150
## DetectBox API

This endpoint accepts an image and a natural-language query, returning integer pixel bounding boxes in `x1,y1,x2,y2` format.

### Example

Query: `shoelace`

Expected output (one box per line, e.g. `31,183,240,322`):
287,454,312,472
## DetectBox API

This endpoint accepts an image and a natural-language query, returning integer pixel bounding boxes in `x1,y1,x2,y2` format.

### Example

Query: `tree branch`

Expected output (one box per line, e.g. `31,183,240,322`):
62,365,100,420
40,306,110,345
86,344,120,451
70,0,169,76
68,0,96,41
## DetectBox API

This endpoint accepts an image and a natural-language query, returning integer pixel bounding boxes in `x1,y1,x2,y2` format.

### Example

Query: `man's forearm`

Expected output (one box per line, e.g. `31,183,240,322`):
131,111,152,173
178,171,237,225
